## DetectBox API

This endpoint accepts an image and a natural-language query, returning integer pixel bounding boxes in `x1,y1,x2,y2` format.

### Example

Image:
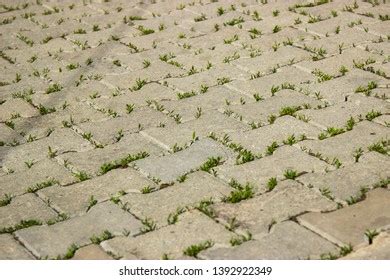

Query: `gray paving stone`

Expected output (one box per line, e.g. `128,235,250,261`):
0,99,38,121
173,43,241,70
371,88,390,100
1,0,389,260
298,152,390,201
341,232,390,260
120,171,231,226
227,66,315,98
101,210,235,259
39,169,155,217
0,234,34,260
15,202,142,259
296,47,383,77
76,108,175,145
373,114,390,127
226,89,323,124
58,133,163,175
164,64,248,93
92,83,177,114
12,112,81,141
228,116,322,154
72,244,113,260
102,62,185,88
0,193,57,229
299,69,389,104
295,29,379,56
298,188,390,247
135,138,234,184
299,94,389,129
0,128,93,172
212,180,337,236
200,221,338,260
160,86,252,122
298,121,389,165
0,159,75,197
0,123,24,146
240,27,311,52
216,145,330,191
299,12,377,36
142,109,250,150
233,46,311,74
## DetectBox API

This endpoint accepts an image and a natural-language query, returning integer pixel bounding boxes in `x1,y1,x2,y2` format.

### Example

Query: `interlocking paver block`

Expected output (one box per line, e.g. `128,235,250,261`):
0,128,92,172
216,146,330,191
212,180,337,236
1,0,389,260
0,124,25,146
0,234,34,260
0,193,57,229
200,221,338,260
76,108,175,145
15,202,142,259
120,171,231,226
341,232,390,260
142,110,249,150
160,86,252,122
0,159,75,197
58,133,163,175
299,94,389,128
298,152,390,201
101,210,235,259
299,69,389,104
39,169,156,216
228,116,322,154
72,245,113,260
0,99,38,121
298,121,389,165
135,138,234,184
226,89,323,124
298,188,390,247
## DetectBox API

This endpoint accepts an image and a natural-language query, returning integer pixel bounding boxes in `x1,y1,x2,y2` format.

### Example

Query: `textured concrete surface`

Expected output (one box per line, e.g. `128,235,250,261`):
0,0,389,259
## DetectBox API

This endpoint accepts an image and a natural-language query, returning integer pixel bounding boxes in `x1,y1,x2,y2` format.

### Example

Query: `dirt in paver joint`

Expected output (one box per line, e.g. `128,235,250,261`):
0,0,389,260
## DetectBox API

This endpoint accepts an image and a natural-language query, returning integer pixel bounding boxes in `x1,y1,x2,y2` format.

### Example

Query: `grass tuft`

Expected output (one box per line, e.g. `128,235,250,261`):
183,240,214,257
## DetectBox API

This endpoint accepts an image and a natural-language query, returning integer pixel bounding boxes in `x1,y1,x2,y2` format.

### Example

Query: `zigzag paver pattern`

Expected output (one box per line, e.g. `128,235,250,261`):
0,0,389,260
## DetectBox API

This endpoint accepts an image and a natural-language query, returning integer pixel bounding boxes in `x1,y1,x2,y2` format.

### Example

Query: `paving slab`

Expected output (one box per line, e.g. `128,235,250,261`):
0,159,75,197
72,244,113,260
141,110,250,150
200,221,338,260
0,128,93,172
120,171,231,226
39,169,156,217
1,0,389,260
135,138,234,184
298,188,390,247
76,108,175,145
15,202,142,259
298,152,390,201
0,193,57,229
58,132,163,175
228,116,322,154
298,121,389,166
212,180,337,236
299,94,389,129
101,210,235,260
216,145,330,191
341,232,390,260
226,89,323,124
0,234,34,260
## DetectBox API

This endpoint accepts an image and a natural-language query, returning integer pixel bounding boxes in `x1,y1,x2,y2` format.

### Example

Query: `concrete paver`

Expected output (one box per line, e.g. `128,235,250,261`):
0,0,389,260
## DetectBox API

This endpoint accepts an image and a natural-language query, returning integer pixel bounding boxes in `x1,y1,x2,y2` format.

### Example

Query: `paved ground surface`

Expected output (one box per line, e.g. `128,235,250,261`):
0,0,389,260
